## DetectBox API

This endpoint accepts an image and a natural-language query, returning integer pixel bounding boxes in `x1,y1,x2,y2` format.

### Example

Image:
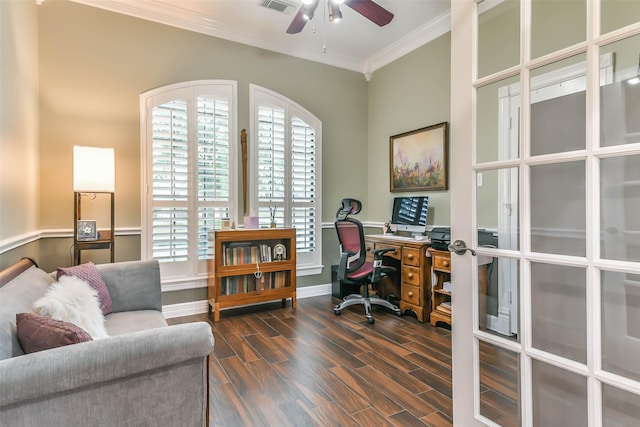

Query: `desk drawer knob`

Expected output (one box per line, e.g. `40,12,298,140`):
443,261,449,267
408,291,414,298
408,273,414,279
407,254,414,260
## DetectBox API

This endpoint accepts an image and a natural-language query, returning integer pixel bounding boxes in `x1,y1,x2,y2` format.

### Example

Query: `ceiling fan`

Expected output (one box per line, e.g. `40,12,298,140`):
286,0,394,34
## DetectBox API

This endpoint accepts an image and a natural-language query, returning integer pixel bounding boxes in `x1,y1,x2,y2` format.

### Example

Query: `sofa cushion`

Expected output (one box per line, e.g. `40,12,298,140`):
57,262,113,315
105,310,168,336
16,312,92,354
0,266,55,360
33,275,109,339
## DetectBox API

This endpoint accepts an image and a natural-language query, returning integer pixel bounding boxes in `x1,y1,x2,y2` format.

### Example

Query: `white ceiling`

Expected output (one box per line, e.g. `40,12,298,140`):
70,0,451,78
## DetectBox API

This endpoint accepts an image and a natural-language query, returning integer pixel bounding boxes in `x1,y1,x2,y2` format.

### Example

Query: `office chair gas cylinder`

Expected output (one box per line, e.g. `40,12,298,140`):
333,198,402,324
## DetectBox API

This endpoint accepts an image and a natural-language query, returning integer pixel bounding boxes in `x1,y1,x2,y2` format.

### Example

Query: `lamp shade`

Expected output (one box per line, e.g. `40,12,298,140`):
73,146,115,192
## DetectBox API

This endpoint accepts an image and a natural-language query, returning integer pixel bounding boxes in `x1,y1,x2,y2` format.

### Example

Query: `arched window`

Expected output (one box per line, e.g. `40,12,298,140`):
141,80,238,282
250,85,322,275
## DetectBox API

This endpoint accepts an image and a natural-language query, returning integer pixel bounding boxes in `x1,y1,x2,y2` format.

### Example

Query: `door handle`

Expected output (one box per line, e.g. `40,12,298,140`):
448,240,477,256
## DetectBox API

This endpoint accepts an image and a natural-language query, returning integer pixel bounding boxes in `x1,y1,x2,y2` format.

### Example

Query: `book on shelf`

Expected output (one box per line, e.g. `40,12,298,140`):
442,281,452,292
437,301,452,313
223,243,276,265
221,271,288,295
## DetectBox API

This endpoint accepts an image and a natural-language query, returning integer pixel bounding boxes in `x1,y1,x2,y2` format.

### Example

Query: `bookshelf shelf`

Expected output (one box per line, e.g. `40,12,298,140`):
428,248,452,327
207,228,296,322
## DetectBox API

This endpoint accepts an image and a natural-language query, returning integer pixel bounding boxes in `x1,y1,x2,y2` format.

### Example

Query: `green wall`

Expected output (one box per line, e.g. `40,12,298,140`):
367,33,452,226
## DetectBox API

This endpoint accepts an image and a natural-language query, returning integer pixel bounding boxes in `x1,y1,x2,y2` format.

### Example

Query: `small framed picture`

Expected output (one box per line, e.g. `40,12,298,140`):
77,220,98,241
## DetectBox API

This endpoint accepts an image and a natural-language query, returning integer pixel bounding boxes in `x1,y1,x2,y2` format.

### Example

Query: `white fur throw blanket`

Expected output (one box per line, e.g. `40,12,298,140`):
33,275,109,339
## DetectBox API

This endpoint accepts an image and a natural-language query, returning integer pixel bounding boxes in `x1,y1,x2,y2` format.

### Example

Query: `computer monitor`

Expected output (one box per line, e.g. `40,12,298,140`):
391,196,429,236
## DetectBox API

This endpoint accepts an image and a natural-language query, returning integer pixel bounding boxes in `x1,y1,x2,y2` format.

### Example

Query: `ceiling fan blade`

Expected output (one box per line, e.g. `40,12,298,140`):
286,7,308,34
286,0,320,34
344,0,394,27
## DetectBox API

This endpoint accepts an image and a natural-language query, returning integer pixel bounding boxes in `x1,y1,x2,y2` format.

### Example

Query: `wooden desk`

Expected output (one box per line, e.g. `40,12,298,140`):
364,234,432,323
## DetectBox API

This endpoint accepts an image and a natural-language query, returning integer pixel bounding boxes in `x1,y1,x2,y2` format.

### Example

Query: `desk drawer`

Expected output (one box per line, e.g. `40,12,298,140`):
402,283,421,306
402,265,421,286
402,247,421,267
433,255,451,272
375,243,401,261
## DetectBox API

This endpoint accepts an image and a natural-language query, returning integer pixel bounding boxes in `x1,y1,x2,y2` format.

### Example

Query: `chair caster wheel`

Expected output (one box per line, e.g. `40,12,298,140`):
334,308,341,315
367,317,375,324
396,310,402,317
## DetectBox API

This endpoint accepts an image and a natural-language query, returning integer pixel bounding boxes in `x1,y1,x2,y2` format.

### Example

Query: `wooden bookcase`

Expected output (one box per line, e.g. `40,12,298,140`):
428,248,452,326
207,228,297,322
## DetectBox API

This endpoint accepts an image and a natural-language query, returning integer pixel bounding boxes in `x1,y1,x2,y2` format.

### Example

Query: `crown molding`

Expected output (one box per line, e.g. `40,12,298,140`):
363,10,451,79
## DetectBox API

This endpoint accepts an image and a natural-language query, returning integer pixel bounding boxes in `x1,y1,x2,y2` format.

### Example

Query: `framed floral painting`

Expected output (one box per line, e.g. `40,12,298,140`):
389,122,448,192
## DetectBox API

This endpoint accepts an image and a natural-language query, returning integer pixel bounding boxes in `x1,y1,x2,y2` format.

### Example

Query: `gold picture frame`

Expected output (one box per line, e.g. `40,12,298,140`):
389,122,448,192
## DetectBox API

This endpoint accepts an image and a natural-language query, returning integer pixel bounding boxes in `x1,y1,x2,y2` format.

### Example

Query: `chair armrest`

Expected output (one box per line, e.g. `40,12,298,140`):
0,322,214,408
371,247,396,283
372,247,394,259
96,260,161,312
337,251,353,281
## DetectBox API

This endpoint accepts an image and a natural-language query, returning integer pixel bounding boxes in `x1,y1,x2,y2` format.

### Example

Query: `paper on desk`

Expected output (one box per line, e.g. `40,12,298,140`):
443,281,452,292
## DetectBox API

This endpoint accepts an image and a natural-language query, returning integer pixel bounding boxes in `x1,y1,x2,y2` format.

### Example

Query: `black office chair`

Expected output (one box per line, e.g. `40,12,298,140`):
333,198,402,324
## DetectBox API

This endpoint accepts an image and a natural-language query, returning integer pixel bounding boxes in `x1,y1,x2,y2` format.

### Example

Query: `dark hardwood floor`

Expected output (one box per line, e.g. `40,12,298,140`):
169,295,454,427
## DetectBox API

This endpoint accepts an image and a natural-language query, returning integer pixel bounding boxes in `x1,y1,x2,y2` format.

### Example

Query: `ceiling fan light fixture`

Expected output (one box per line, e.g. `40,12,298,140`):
328,2,342,22
302,0,318,20
302,6,314,20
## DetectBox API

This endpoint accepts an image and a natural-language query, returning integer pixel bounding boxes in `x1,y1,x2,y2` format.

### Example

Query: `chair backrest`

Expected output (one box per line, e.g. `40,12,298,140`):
335,199,367,277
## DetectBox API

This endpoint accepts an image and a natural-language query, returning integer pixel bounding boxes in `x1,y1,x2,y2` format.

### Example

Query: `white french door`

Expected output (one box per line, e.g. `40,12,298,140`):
451,0,640,425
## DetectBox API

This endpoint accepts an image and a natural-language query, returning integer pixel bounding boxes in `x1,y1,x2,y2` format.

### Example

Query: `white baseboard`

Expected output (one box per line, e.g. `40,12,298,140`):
162,282,333,318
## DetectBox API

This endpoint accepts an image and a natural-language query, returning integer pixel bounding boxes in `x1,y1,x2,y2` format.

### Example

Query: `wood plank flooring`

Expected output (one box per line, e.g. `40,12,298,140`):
169,295,454,427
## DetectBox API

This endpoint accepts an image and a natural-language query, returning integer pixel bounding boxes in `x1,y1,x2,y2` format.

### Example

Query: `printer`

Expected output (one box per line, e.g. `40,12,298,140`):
429,227,495,251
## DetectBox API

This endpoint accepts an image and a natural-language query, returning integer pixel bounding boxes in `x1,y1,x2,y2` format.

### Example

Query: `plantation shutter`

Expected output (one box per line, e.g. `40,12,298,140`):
151,99,189,263
291,116,316,253
197,96,231,260
257,105,286,225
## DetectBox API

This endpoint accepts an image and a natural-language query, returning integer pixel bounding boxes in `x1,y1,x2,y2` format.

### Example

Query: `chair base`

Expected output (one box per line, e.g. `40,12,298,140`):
333,293,402,324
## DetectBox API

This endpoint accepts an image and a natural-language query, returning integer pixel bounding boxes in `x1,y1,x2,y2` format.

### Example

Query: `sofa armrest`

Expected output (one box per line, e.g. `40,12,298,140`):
0,322,214,408
96,259,162,312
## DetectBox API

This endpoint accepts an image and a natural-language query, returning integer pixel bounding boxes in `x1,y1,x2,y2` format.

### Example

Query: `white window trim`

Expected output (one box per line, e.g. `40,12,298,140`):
249,84,322,276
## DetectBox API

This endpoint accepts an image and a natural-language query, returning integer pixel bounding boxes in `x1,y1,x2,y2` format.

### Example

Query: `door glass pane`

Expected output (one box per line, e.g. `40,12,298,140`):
601,0,640,35
476,76,520,163
531,262,586,363
481,256,519,341
601,155,640,262
532,360,588,426
601,269,640,382
477,168,519,251
479,341,521,426
477,0,520,78
530,161,586,256
531,0,586,59
602,383,640,426
601,34,640,148
530,54,587,156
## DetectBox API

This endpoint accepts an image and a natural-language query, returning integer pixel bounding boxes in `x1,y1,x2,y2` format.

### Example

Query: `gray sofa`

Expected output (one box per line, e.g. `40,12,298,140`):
0,258,214,427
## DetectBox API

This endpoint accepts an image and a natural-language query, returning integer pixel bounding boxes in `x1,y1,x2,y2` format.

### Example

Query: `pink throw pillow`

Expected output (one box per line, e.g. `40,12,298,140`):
57,262,113,315
16,312,93,354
